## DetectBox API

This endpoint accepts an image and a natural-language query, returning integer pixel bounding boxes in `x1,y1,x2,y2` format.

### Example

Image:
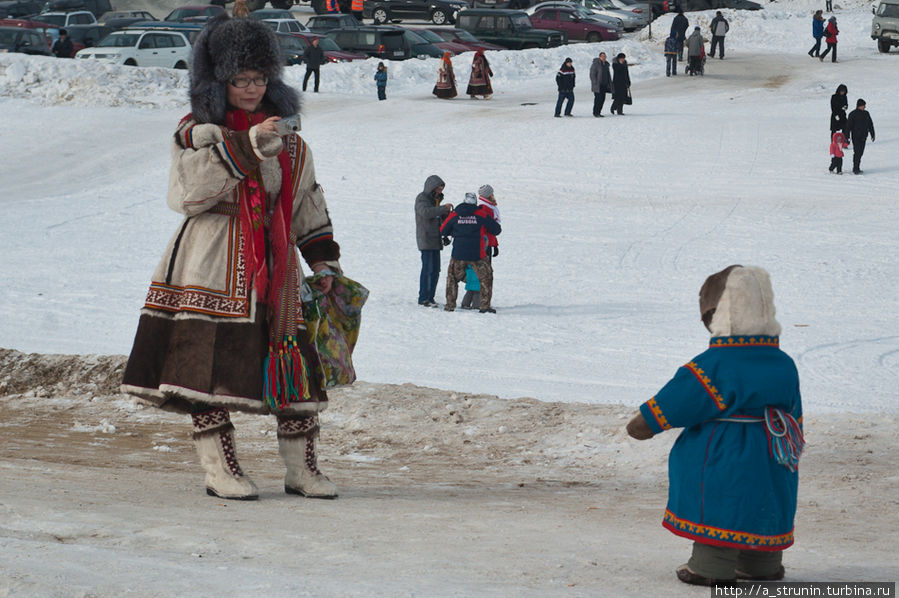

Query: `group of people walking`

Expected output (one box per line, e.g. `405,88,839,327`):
828,84,876,175
809,11,839,62
554,52,630,117
433,49,494,99
415,177,501,313
664,10,729,77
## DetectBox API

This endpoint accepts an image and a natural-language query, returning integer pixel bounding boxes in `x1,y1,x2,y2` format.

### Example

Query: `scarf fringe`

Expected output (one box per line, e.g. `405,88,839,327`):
764,407,805,472
263,336,311,411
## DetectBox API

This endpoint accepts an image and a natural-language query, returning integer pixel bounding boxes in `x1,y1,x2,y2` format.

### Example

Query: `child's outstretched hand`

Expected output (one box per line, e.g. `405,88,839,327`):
626,412,654,440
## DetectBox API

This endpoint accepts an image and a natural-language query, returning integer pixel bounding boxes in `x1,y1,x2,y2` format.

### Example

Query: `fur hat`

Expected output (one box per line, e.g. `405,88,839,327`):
189,13,300,125
699,265,781,337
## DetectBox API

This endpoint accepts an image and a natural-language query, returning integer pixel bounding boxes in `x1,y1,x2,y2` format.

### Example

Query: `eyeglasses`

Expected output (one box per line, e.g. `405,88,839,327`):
229,76,268,88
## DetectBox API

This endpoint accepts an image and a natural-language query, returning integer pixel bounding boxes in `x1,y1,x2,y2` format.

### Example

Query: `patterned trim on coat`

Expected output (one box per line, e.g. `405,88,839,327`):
709,336,779,348
645,396,672,431
662,509,794,551
684,361,727,411
144,217,251,318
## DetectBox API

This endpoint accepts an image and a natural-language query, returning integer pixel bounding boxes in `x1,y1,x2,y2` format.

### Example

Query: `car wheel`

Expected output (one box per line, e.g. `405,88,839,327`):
124,58,137,65
587,32,601,43
174,60,187,69
245,0,266,9
877,39,890,53
372,7,388,23
431,8,447,24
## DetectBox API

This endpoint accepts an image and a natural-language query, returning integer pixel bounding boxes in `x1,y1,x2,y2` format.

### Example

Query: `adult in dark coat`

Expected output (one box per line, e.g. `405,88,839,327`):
846,99,875,175
830,83,848,140
302,37,325,93
52,29,73,58
671,10,689,61
589,51,612,117
610,52,630,116
415,175,452,306
554,57,575,117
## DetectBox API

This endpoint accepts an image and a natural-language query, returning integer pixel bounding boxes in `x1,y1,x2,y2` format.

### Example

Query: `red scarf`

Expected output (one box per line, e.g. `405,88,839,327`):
225,109,309,410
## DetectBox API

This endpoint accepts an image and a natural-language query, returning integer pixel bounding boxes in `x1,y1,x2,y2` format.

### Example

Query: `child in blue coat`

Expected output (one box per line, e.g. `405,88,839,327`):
374,62,388,100
626,265,804,586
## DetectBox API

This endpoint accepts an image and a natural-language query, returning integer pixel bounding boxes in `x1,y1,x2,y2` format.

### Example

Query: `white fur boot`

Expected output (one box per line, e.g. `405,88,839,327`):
277,415,337,499
192,408,258,501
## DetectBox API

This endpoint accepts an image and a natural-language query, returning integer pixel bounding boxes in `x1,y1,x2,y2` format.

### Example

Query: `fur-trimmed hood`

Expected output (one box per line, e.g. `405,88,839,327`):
699,265,781,337
189,13,300,125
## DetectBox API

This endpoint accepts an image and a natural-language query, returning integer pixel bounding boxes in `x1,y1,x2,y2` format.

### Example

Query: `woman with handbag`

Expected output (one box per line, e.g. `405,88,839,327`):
610,52,631,116
121,6,348,501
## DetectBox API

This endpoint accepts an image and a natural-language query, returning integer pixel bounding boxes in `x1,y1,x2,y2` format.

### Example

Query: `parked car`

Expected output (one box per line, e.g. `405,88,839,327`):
424,25,505,50
455,8,564,48
263,17,309,33
526,1,624,30
0,17,58,46
872,0,899,52
581,0,642,29
75,27,191,67
40,0,110,18
413,27,470,52
0,0,42,18
0,23,51,52
127,21,204,43
363,0,469,25
162,5,226,22
397,26,444,56
608,0,650,24
100,10,156,30
65,21,109,50
35,10,96,26
306,13,362,32
250,8,297,19
327,25,412,58
277,30,367,63
530,5,618,40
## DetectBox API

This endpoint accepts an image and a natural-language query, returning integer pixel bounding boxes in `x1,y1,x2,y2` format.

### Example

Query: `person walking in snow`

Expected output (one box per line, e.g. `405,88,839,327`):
671,9,689,61
846,98,876,175
121,11,351,502
709,11,729,59
626,265,803,587
441,192,501,313
466,48,493,99
828,130,849,174
686,27,704,75
302,36,324,92
554,57,576,117
590,51,612,115
664,33,678,76
830,83,848,140
819,16,838,62
374,61,388,100
809,10,825,57
415,175,453,306
610,53,630,115
433,52,457,99
461,185,501,309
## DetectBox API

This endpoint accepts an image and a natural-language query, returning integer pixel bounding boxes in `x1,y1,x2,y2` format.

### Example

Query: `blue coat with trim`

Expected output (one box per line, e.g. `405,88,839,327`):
639,335,802,551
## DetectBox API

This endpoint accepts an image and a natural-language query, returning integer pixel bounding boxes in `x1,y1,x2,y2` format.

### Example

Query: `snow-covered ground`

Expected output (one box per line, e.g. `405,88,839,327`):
1,0,898,594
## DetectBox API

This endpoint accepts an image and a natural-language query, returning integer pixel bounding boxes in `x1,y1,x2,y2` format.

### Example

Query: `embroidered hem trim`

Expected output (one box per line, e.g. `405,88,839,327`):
663,510,793,551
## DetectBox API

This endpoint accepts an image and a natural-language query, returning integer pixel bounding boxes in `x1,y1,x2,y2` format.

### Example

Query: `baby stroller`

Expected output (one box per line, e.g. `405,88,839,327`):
686,45,706,76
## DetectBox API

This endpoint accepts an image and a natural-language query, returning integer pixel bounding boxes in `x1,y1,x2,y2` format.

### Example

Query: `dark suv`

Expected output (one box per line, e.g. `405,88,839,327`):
363,0,469,25
455,8,564,48
327,25,412,59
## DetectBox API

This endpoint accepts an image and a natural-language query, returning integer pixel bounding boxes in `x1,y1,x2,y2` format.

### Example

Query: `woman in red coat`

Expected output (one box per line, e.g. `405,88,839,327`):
819,16,838,63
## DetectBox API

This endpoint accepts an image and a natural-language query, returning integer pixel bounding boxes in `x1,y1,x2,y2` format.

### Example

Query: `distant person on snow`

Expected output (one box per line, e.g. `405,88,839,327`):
415,175,453,306
626,265,803,587
671,9,689,61
686,27,704,76
433,52,458,99
467,48,494,99
829,83,848,140
302,37,324,92
809,10,825,57
664,33,678,76
52,29,73,58
554,57,576,117
610,52,631,115
374,61,388,100
709,11,729,59
461,185,501,309
589,50,612,115
828,130,849,175
441,192,501,313
819,16,838,63
846,98,875,175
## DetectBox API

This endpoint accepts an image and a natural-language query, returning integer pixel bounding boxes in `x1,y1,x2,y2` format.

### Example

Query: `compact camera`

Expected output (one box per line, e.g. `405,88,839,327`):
275,114,302,136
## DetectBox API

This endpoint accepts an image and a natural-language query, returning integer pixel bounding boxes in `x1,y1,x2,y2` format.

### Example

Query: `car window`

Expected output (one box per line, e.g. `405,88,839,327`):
38,14,64,25
417,29,443,42
26,30,42,44
316,36,339,50
455,29,478,41
559,9,576,20
510,13,531,28
878,2,899,16
98,31,137,46
477,16,495,30
137,32,154,48
535,9,554,19
381,32,403,49
496,15,512,30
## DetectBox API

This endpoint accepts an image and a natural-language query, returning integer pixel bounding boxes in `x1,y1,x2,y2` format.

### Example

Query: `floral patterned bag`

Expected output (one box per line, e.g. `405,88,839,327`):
302,272,369,389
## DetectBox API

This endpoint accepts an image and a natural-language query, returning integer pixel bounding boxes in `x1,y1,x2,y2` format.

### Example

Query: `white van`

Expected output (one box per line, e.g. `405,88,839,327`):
872,0,899,52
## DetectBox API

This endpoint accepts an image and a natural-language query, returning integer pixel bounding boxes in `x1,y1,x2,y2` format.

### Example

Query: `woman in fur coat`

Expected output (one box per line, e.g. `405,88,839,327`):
626,265,803,586
610,52,630,115
466,48,493,99
121,11,344,501
433,52,458,99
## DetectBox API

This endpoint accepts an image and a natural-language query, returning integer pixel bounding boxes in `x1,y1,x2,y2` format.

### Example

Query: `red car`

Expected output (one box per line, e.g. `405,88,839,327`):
423,26,505,51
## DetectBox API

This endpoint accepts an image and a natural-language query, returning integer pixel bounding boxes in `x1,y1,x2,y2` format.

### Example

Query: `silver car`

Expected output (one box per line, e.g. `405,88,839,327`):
526,1,623,31
578,0,644,29
608,0,651,26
